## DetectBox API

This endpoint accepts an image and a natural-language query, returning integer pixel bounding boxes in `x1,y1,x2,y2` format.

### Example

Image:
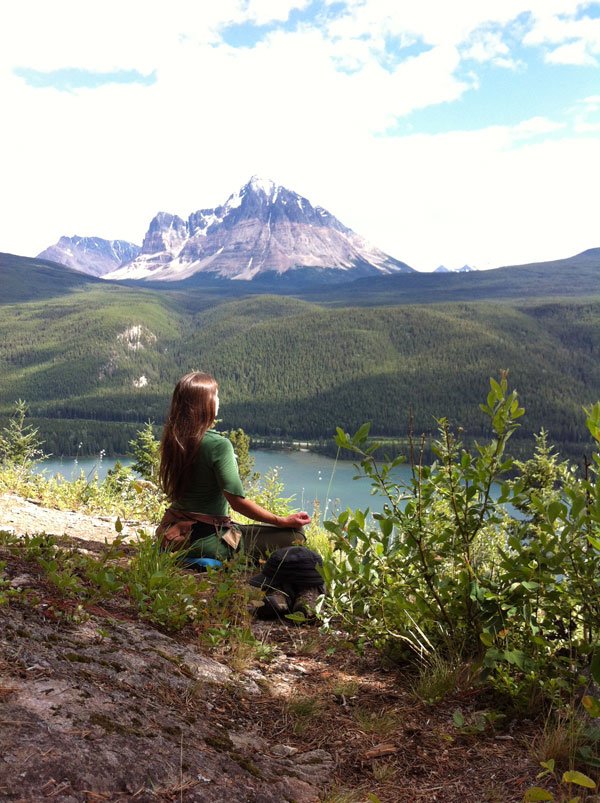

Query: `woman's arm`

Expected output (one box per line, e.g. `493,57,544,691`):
223,491,311,528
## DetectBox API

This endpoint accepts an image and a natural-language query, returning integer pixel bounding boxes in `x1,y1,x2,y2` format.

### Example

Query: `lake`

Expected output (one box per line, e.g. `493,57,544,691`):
35,450,408,516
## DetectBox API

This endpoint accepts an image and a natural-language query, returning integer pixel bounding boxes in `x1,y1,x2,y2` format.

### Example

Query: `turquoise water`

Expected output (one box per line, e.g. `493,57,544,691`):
35,451,407,516
35,450,511,519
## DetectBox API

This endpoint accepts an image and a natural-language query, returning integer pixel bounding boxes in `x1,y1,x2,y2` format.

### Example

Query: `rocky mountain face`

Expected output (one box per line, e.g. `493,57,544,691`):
100,176,414,282
37,236,141,278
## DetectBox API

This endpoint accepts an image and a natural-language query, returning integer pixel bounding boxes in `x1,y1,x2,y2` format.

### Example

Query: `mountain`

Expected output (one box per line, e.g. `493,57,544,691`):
434,264,476,273
0,265,598,457
100,176,413,282
37,236,141,277
1,250,599,457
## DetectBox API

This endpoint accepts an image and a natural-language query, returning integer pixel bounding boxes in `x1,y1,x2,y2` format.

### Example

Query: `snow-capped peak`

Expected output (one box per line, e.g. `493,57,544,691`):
50,176,414,282
246,176,278,196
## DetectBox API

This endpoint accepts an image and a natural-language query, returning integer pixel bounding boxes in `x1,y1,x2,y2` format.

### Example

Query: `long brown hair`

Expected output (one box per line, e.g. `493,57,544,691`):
159,371,219,501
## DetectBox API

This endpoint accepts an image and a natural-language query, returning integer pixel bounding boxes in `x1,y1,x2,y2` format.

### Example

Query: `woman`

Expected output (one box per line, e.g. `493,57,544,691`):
156,371,310,560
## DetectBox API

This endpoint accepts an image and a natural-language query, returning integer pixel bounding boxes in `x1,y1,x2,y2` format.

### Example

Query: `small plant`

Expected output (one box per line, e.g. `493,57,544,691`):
353,707,401,737
531,710,587,774
287,695,323,734
124,530,207,629
524,759,597,801
412,653,472,704
322,378,600,708
332,680,360,701
37,554,86,598
0,559,20,606
451,707,504,736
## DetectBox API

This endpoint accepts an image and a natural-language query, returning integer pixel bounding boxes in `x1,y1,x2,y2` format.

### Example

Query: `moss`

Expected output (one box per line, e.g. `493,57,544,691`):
63,651,92,663
231,752,263,779
88,712,151,737
205,734,234,752
161,724,181,736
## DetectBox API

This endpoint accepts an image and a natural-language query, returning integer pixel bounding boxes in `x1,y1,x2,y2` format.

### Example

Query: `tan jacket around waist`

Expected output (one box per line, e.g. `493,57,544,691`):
156,507,231,548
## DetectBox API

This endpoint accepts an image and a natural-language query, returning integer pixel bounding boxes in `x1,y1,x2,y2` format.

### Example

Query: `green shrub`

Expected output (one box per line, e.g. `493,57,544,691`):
322,378,600,705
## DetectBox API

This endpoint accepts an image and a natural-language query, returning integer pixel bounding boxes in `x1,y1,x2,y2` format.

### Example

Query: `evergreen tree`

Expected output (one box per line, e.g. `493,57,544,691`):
0,400,46,472
128,421,160,483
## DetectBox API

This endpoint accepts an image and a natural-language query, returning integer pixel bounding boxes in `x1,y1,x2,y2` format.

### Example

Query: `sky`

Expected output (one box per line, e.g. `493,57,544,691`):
1,0,599,272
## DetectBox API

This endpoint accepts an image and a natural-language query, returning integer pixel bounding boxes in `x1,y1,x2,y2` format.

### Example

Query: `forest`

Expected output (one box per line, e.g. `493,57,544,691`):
0,252,598,458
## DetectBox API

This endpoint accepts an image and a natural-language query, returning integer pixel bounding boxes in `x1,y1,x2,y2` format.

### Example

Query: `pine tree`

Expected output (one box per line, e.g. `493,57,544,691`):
0,400,46,471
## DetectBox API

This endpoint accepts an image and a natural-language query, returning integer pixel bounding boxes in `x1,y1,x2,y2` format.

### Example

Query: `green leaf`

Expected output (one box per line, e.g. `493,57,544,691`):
352,422,371,445
115,517,123,533
547,501,564,523
480,632,494,647
582,695,600,717
285,611,307,623
562,771,596,789
490,377,503,399
584,401,600,442
334,428,351,448
452,709,465,728
587,535,600,552
540,759,555,773
523,787,554,801
504,649,528,670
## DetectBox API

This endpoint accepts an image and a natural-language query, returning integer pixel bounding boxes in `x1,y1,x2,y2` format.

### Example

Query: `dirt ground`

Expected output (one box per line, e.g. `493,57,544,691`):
0,494,559,802
0,492,147,543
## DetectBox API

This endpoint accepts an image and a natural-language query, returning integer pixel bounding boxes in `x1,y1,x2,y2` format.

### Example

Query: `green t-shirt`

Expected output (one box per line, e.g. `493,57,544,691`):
172,429,245,516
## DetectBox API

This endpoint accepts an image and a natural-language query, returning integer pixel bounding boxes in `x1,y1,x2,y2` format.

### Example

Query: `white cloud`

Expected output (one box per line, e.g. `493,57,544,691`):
461,29,520,68
546,39,598,64
348,125,600,270
0,0,598,270
524,7,600,64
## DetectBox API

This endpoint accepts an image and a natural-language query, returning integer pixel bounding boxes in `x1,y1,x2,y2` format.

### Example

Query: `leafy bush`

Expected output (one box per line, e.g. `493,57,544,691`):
322,377,600,705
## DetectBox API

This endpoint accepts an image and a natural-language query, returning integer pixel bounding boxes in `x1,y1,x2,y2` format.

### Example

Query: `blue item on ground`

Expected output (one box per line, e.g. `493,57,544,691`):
183,556,223,571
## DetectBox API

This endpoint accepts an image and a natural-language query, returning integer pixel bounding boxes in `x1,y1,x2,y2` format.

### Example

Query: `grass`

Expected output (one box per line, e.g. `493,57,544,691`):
286,695,324,735
353,707,402,737
411,653,475,704
531,710,588,773
0,461,166,522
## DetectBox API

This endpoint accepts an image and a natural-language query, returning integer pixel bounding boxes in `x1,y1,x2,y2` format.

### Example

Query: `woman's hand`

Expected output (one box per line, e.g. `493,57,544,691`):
223,492,311,528
279,511,311,528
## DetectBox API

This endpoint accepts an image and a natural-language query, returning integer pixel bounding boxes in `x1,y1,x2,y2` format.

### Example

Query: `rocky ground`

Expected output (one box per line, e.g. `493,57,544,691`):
0,494,556,802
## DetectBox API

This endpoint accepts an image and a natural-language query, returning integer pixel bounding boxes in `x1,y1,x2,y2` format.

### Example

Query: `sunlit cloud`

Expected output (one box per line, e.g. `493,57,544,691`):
0,0,598,270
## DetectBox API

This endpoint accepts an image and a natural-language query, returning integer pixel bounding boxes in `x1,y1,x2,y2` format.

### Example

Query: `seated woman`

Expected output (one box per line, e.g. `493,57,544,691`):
156,371,310,561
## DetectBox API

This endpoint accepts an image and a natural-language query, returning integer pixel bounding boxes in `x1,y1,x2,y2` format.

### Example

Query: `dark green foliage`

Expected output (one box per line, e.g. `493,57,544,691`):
128,421,160,482
0,252,598,455
0,252,102,302
0,400,45,470
322,382,600,706
221,427,257,484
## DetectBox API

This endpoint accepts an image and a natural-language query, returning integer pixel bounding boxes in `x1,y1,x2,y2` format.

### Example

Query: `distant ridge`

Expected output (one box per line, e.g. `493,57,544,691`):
434,264,476,273
38,176,413,283
0,252,101,303
37,236,141,277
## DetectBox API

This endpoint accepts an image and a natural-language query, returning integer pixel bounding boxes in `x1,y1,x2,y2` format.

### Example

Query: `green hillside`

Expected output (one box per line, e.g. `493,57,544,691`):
0,252,102,302
122,248,600,307
295,248,600,306
1,252,598,456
